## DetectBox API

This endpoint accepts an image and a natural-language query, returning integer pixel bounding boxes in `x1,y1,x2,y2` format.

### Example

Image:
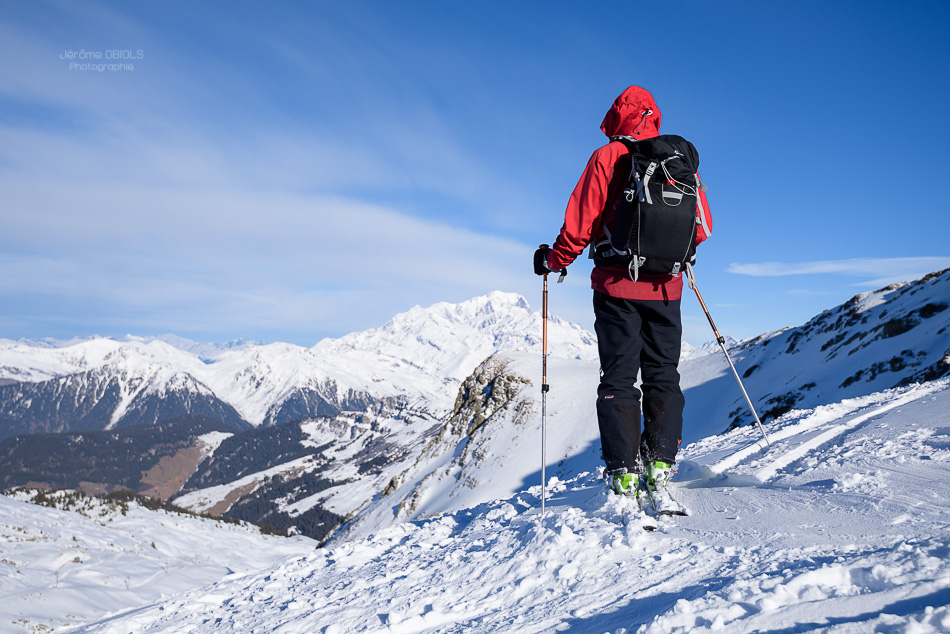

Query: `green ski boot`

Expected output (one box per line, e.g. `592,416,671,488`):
608,471,638,497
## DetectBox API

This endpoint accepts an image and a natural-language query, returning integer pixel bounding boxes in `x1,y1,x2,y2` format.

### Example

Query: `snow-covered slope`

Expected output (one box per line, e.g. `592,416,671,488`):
6,273,950,632
0,490,314,634
681,268,950,442
328,271,949,542
72,377,950,633
327,351,598,543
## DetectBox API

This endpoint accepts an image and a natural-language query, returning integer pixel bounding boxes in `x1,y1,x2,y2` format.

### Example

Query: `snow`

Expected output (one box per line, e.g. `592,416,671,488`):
282,411,445,520
60,376,950,633
3,275,950,632
0,337,124,382
679,269,950,443
0,491,315,633
679,340,698,361
173,455,316,516
195,431,232,458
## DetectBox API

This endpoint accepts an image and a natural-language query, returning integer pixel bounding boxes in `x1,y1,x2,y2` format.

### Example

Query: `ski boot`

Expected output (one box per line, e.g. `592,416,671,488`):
606,470,638,497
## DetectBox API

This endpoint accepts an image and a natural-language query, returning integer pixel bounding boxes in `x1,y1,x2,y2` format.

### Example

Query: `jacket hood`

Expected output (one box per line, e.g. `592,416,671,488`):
600,86,661,139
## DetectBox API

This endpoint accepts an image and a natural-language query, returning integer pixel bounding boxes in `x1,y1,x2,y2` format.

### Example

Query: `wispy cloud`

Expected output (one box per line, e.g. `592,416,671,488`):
0,4,547,343
0,169,531,340
727,257,950,288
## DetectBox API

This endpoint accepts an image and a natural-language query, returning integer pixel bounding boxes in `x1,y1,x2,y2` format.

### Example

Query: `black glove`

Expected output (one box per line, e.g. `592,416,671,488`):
534,244,567,280
534,246,552,276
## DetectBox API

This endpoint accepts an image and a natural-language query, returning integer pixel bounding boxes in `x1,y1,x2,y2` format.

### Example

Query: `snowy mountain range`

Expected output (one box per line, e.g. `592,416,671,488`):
2,270,950,632
0,291,597,439
0,292,598,540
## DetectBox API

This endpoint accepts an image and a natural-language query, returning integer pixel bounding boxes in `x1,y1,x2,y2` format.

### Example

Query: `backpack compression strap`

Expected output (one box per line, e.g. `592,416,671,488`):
696,173,712,238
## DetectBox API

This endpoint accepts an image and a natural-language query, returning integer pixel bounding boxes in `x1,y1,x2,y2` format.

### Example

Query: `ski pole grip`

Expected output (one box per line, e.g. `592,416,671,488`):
538,244,566,283
534,243,565,282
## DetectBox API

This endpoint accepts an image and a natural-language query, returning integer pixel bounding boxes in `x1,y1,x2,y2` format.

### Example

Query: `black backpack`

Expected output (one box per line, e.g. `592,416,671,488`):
593,134,703,280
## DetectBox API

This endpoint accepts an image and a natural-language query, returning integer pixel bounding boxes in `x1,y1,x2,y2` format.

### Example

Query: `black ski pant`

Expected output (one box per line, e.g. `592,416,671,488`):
593,291,685,474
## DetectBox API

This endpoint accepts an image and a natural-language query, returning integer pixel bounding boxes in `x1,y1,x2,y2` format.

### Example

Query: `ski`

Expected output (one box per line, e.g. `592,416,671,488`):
643,486,689,517
603,488,657,531
618,495,658,531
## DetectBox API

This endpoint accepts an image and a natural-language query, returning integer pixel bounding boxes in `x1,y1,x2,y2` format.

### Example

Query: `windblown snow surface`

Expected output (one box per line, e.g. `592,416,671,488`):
68,373,950,633
0,492,315,633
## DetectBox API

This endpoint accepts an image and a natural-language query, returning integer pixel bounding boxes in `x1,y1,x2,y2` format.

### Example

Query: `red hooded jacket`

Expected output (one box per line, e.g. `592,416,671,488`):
547,86,712,301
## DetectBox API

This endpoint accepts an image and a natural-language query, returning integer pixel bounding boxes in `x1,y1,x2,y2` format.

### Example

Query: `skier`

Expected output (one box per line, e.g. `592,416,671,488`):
534,86,712,513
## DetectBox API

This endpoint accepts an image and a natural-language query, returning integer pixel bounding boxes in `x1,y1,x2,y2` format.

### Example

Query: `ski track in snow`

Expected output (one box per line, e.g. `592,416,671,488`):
66,379,950,633
704,380,946,482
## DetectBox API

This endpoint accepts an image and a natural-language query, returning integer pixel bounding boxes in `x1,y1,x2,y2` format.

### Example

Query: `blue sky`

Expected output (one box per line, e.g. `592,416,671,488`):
1,0,949,347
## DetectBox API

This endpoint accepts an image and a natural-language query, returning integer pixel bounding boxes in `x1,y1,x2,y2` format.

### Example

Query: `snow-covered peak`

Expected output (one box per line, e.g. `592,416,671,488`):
0,337,124,382
304,292,593,412
388,291,531,326
316,291,534,348
679,340,697,361
312,291,596,384
0,336,245,383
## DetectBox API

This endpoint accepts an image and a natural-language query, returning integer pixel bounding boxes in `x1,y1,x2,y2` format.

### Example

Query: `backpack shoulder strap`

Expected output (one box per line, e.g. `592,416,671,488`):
610,135,639,153
612,136,656,204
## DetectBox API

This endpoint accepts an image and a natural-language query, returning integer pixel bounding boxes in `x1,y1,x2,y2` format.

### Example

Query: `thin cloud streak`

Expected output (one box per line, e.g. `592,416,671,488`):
727,257,950,280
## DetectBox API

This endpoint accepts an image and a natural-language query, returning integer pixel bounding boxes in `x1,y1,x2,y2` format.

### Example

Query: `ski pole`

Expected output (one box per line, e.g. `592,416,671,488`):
539,244,550,518
685,264,771,447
